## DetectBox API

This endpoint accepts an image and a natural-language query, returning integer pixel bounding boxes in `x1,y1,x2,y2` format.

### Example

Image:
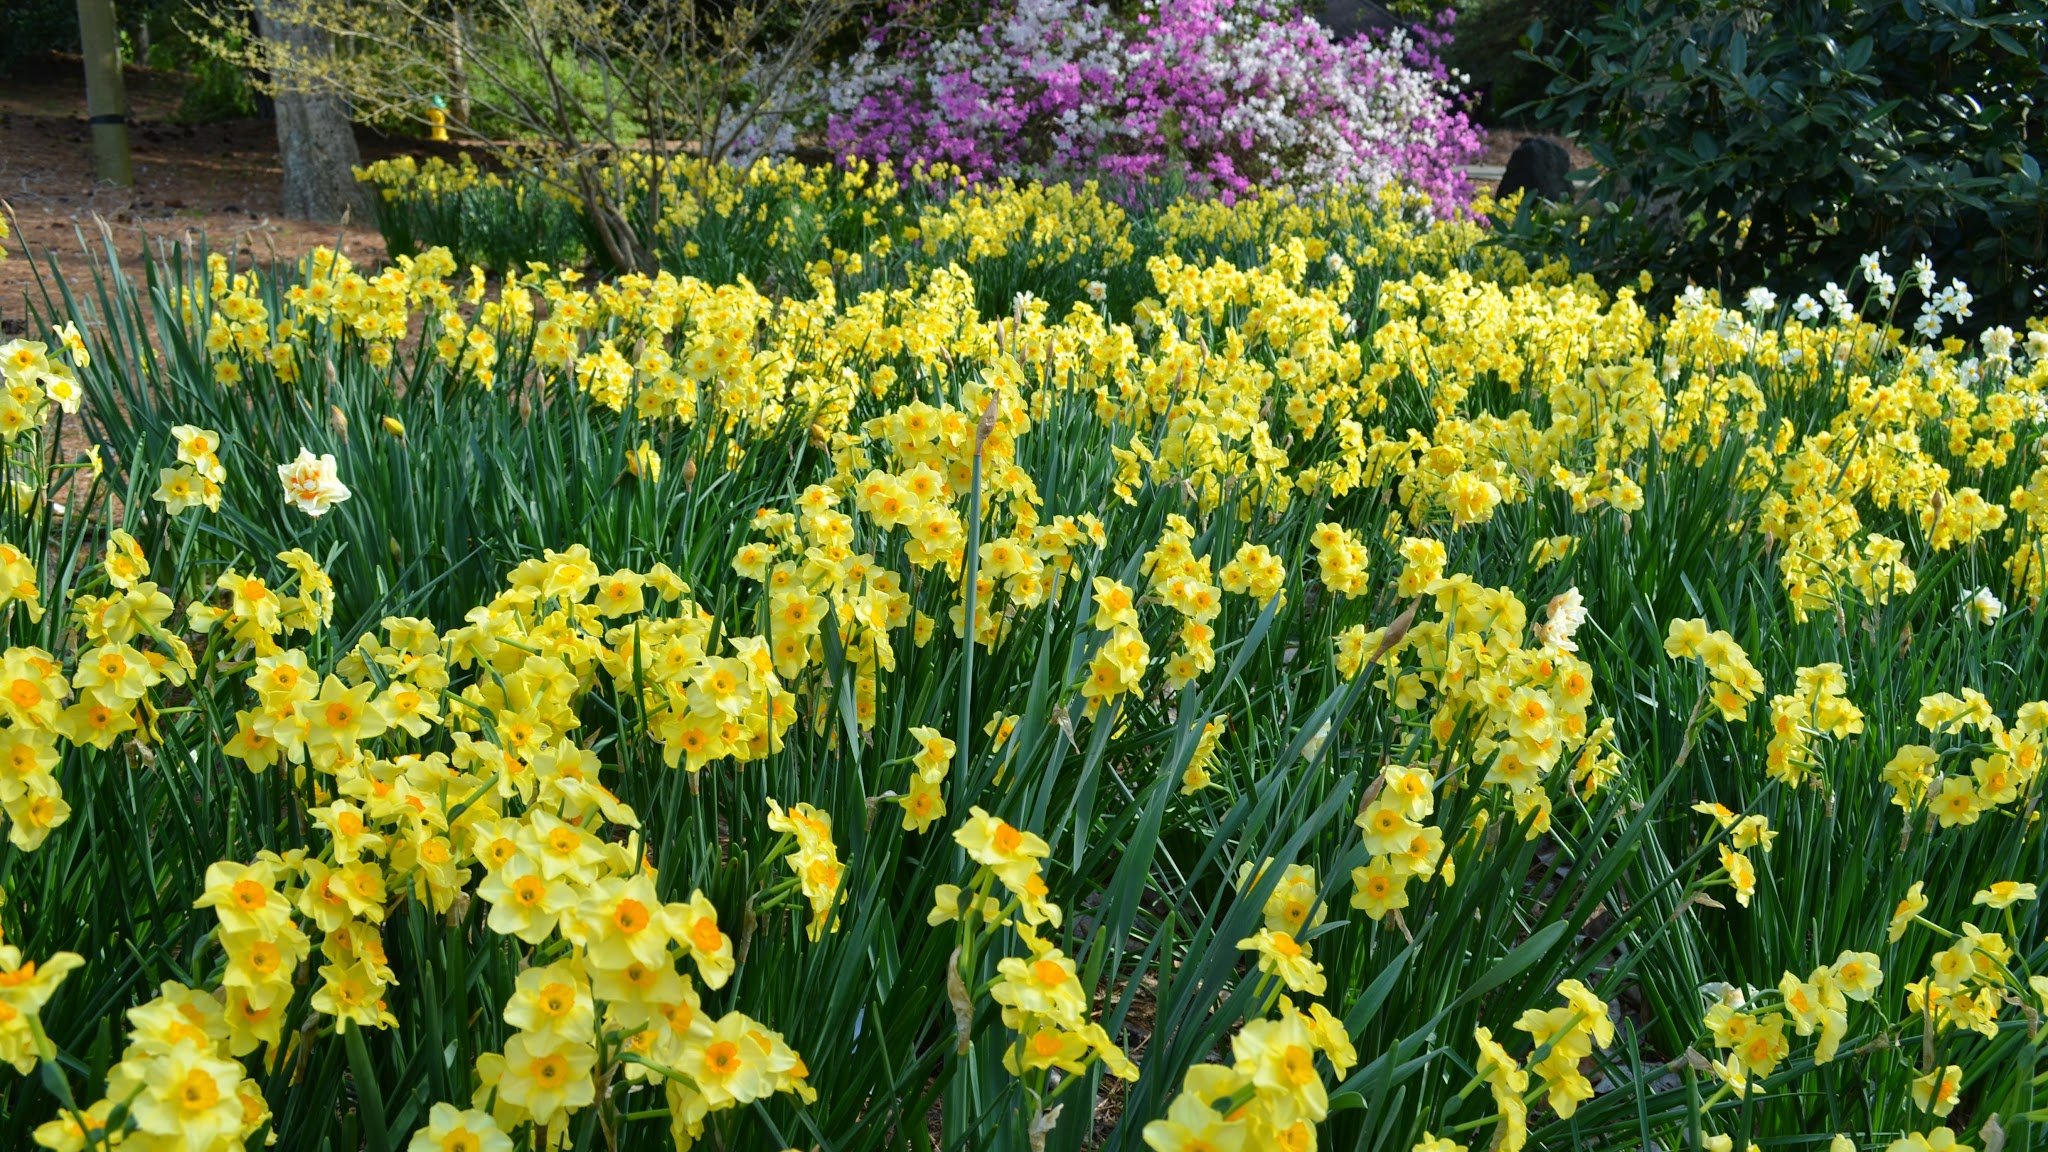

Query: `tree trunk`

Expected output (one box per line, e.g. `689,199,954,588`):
575,161,651,275
254,4,367,223
75,0,133,186
450,10,472,127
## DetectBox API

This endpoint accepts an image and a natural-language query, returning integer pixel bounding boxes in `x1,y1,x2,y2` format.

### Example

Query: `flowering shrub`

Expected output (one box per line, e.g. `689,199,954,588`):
820,0,1483,202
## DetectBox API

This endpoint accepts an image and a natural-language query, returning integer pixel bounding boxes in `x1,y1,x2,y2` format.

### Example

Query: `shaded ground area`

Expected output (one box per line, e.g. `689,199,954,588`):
0,54,393,332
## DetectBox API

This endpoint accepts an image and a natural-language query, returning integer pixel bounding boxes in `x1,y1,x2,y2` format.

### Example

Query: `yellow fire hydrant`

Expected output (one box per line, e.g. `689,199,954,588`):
427,96,448,143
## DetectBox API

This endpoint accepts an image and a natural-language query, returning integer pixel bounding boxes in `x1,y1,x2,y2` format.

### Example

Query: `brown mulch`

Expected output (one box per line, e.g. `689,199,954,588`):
0,54,399,333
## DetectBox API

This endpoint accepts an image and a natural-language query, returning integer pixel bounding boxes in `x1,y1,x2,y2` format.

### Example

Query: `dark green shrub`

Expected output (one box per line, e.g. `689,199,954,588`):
0,0,78,77
1440,0,1600,122
173,46,258,121
1522,0,2047,321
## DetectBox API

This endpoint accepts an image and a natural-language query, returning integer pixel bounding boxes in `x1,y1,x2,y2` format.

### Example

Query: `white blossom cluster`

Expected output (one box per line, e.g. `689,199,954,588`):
1205,23,1469,195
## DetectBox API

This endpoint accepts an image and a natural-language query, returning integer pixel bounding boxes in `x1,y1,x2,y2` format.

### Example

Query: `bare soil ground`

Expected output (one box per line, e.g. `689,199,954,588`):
0,54,394,333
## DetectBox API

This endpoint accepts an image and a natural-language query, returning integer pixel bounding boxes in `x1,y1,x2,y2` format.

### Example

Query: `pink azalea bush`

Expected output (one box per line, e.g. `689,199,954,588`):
818,0,1484,204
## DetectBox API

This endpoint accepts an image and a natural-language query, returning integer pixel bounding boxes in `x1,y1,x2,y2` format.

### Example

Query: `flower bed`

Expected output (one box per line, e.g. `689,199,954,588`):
0,180,2043,1151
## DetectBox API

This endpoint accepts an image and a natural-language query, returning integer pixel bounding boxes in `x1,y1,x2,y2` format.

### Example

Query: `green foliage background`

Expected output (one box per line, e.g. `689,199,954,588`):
1520,0,2048,322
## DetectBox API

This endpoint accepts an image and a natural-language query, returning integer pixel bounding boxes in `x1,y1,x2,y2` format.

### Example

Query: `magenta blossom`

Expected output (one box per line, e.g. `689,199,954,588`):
816,0,1482,207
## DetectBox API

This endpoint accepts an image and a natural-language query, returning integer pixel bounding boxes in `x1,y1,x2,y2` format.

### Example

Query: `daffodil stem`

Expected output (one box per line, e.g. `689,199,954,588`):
957,868,997,1006
1686,1062,1702,1152
956,401,993,788
1912,915,1958,940
1442,1110,1500,1135
1672,685,1712,774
